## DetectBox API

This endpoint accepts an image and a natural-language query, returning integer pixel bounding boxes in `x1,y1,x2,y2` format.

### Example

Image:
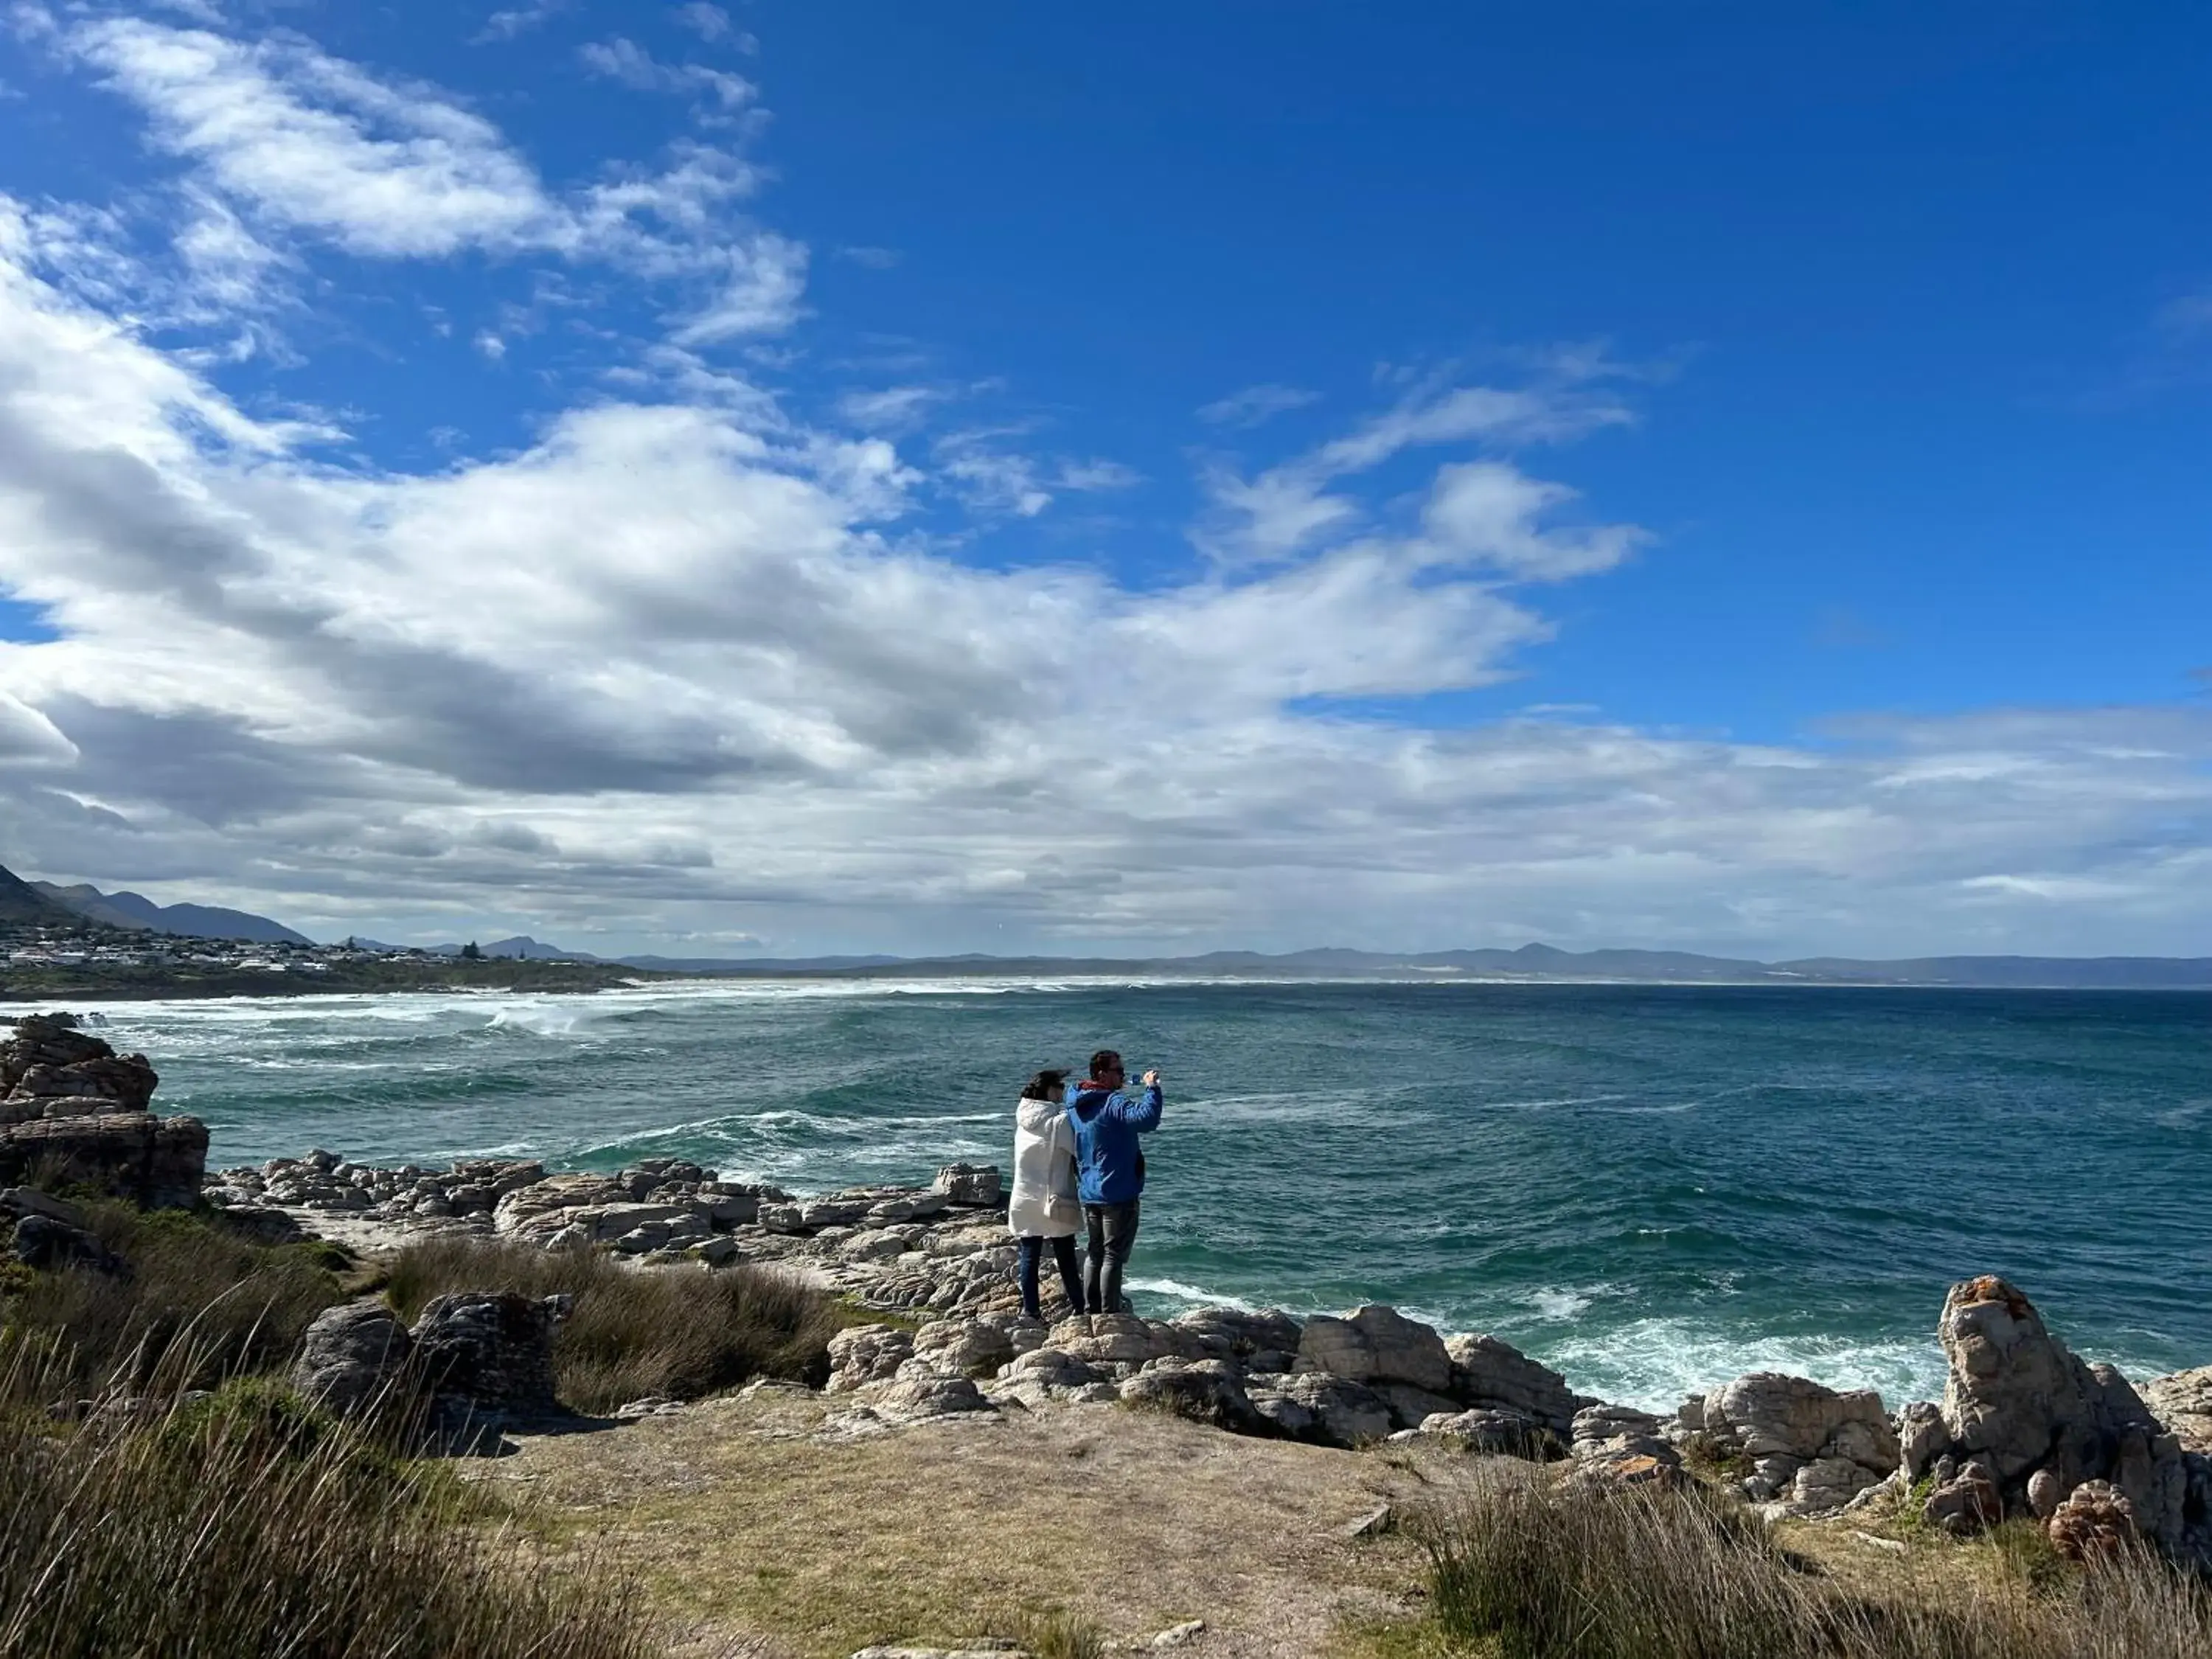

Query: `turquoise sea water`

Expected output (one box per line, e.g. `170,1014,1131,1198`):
44,980,2212,1411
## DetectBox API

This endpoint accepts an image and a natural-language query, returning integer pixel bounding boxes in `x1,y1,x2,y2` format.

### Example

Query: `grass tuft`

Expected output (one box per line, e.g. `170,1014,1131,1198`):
1413,1463,2212,1659
0,1197,348,1398
0,1346,653,1659
384,1234,843,1413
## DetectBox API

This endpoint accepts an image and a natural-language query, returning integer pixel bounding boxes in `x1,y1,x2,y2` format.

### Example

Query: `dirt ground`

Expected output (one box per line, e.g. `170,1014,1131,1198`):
474,1385,1487,1658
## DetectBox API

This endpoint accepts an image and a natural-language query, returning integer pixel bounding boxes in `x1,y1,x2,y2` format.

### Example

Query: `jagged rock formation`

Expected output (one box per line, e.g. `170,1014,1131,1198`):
1890,1275,2212,1566
0,1014,203,1207
1,1012,158,1116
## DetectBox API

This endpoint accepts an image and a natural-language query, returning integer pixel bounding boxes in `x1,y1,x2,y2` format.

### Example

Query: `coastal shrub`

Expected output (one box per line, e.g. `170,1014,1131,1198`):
384,1236,842,1412
1417,1464,2212,1659
0,1198,349,1398
0,1353,654,1659
1010,1608,1109,1659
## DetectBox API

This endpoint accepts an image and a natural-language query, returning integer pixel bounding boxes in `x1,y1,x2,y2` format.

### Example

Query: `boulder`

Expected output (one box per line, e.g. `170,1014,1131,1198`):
2048,1480,2142,1564
1297,1305,1453,1395
1570,1404,1683,1489
932,1164,1004,1207
1416,1407,1557,1458
1922,1455,2003,1537
1170,1305,1302,1371
870,1365,995,1423
2143,1366,2212,1455
0,1014,158,1116
0,1112,207,1208
410,1291,568,1416
1698,1372,1899,1512
911,1317,1016,1379
1443,1333,1588,1435
1248,1371,1394,1447
10,1211,125,1275
1375,1382,1462,1432
292,1301,414,1416
827,1324,917,1393
0,1186,88,1228
1896,1400,1949,1481
1121,1357,1267,1435
1047,1313,1177,1374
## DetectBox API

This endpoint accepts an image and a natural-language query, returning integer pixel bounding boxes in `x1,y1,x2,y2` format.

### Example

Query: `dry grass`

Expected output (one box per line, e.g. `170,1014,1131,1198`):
0,1197,350,1397
385,1236,844,1413
0,1356,656,1659
484,1385,1452,1658
1411,1461,2212,1659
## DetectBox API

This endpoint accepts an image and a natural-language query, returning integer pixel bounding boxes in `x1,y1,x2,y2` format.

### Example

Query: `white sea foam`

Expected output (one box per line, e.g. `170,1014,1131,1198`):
1127,1276,1256,1311
1524,1284,1614,1321
1532,1317,1950,1413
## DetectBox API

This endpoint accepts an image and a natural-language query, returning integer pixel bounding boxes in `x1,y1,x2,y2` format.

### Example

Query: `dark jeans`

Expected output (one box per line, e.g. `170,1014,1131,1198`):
1016,1234,1083,1320
1082,1200,1141,1315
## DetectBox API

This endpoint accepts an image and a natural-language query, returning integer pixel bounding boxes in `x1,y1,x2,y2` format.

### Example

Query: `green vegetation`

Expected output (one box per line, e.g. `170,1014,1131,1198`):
1,1196,351,1399
1407,1463,2212,1659
0,1351,654,1659
0,1193,851,1655
386,1234,843,1413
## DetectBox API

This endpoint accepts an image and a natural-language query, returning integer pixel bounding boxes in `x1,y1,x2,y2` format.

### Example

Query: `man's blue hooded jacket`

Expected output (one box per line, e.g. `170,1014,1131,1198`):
1065,1079,1164,1206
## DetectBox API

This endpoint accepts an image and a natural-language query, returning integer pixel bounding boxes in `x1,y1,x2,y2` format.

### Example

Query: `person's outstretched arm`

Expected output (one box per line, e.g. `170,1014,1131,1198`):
1113,1073,1164,1133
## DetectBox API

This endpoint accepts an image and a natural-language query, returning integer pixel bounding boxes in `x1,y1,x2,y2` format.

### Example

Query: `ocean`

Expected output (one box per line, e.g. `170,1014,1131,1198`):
42,979,2212,1412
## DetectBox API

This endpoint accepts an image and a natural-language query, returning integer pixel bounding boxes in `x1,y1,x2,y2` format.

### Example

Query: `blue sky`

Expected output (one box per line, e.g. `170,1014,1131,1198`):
0,1,2205,956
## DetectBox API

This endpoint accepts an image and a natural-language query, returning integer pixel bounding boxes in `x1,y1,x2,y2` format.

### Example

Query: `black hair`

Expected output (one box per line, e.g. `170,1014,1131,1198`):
1088,1048,1123,1079
1021,1068,1069,1101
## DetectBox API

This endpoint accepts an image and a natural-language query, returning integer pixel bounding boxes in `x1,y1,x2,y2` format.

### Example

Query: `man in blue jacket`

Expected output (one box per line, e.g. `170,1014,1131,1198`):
1065,1048,1164,1316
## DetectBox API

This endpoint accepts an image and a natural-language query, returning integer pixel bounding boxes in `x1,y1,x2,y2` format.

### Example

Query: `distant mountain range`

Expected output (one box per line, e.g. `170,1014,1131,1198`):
0,865,79,926
7,863,2208,986
369,939,2212,988
23,878,312,945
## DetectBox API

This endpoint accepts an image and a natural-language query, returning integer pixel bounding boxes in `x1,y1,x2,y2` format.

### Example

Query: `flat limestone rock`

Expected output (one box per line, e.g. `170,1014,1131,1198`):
2143,1366,2212,1454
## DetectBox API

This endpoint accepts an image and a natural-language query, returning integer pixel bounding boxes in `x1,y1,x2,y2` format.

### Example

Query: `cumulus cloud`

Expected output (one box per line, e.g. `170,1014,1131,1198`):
0,18,2203,956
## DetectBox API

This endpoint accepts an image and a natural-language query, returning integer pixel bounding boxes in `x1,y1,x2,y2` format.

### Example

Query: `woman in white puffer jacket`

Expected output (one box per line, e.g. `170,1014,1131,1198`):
1007,1068,1085,1320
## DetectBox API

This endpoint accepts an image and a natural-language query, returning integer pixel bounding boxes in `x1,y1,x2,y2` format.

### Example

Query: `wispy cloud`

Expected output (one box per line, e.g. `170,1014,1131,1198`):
1197,374,1638,566
1198,383,1318,429
476,2,571,45
579,37,754,111
49,16,803,340
835,244,902,270
671,4,753,49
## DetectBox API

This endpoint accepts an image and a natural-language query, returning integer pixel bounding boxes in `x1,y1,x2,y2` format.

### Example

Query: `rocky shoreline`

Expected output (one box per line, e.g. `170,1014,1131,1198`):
7,1009,2209,1579
198,1140,2212,1571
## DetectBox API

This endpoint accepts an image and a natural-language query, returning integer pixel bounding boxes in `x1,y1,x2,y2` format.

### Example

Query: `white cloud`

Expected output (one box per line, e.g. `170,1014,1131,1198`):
1,24,2205,956
671,4,744,46
1057,458,1143,492
473,329,505,359
839,384,943,431
72,19,563,257
1198,376,1638,566
1198,383,1318,429
672,231,807,341
52,17,801,344
579,37,754,110
4,216,2206,957
476,3,571,45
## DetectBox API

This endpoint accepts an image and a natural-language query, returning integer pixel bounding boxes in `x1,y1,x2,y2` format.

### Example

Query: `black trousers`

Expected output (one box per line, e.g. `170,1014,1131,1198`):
1015,1233,1083,1318
1082,1200,1141,1315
